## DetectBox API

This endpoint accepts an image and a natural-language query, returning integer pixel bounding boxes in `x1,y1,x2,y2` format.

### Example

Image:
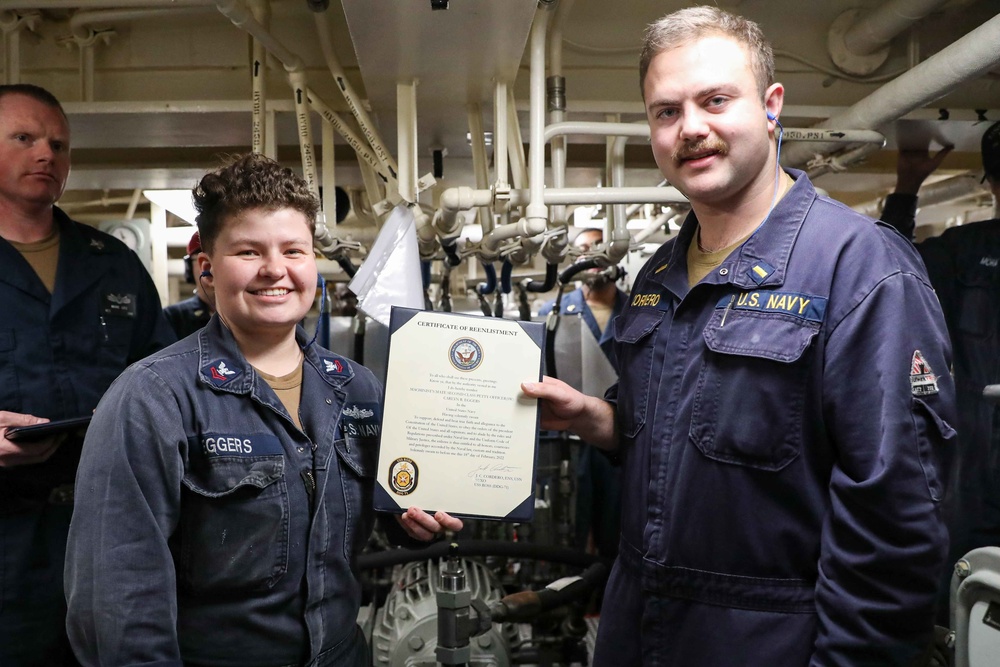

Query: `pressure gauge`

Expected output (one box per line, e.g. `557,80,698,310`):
108,223,143,251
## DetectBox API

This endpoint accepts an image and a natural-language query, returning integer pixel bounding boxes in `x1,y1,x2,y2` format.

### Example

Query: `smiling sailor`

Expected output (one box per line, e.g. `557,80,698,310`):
65,153,461,667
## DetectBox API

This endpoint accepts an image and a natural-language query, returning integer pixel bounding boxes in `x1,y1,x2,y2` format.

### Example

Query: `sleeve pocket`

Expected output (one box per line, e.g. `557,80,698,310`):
912,397,957,502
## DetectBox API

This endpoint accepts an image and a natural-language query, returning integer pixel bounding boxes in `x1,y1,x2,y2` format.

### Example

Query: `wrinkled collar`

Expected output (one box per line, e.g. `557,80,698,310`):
197,316,357,394
650,169,816,293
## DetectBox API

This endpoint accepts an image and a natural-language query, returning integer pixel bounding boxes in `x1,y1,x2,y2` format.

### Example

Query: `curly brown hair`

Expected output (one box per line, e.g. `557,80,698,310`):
193,153,319,253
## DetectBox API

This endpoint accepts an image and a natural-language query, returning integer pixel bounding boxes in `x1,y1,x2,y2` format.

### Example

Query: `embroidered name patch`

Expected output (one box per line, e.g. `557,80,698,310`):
196,432,282,457
716,290,827,323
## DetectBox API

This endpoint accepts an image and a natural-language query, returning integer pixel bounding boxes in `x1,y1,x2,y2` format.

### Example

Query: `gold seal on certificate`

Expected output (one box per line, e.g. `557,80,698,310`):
374,307,544,521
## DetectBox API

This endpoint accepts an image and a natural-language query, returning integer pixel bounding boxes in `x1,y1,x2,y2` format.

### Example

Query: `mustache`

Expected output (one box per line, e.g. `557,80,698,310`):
673,138,729,163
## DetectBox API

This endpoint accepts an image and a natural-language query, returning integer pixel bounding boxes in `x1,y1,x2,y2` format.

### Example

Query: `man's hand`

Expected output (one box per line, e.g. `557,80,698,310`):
520,376,618,449
895,146,953,195
0,411,63,467
396,506,464,541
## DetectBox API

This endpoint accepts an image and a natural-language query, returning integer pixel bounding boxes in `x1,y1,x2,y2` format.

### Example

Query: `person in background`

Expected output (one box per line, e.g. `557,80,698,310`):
163,230,215,338
0,83,174,667
65,153,460,667
882,124,1000,620
538,227,628,559
522,7,956,665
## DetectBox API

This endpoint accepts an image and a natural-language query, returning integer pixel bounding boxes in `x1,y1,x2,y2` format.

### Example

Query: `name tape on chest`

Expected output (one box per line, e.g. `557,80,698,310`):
716,290,828,323
195,432,283,458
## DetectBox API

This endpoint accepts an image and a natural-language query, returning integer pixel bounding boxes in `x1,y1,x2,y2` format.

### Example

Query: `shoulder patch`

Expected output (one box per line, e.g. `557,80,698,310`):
203,359,242,386
320,355,349,376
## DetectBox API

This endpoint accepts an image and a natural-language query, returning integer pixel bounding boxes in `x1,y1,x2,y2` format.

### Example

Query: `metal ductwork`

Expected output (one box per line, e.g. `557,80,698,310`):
783,12,1000,170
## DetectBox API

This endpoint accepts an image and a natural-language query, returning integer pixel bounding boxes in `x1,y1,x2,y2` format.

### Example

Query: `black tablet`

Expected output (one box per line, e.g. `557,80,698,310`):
6,416,93,442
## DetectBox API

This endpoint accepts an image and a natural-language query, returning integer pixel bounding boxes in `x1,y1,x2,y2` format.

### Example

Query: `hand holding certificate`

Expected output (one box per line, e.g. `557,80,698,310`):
374,308,543,521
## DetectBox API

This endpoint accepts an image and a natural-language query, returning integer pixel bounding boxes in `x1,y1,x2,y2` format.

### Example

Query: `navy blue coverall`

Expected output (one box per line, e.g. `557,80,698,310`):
594,171,956,666
65,316,384,667
0,207,173,666
163,293,213,339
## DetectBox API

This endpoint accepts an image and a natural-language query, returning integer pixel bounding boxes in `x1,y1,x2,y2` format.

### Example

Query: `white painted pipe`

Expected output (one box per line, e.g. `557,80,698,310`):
304,85,388,179
467,104,493,234
781,128,885,144
494,80,509,194
0,11,20,84
854,171,989,218
397,81,418,204
321,117,335,225
843,0,950,57
288,69,319,200
526,6,550,230
248,0,269,155
216,0,302,72
314,11,398,182
805,141,885,179
0,0,212,7
786,12,1000,168
547,0,575,228
544,120,649,143
506,86,527,191
440,185,687,212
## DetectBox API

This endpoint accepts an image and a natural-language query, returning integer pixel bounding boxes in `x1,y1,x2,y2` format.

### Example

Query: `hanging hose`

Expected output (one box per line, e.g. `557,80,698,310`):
335,254,358,278
500,260,513,294
476,262,497,296
440,264,453,313
517,283,531,321
522,263,558,293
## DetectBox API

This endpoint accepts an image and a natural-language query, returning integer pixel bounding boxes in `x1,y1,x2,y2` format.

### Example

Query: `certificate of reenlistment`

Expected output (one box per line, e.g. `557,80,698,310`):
373,307,544,522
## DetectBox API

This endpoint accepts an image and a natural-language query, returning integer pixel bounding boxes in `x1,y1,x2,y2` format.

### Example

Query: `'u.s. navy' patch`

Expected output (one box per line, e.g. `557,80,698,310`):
203,359,242,386
716,290,828,323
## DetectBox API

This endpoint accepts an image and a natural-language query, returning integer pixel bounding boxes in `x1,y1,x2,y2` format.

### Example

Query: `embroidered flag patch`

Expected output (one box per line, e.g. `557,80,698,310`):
909,350,939,396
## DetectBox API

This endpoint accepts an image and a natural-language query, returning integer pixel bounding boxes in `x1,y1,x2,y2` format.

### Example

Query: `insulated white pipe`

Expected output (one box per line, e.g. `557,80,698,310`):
544,121,649,143
439,185,687,212
397,81,418,204
467,104,493,234
853,171,989,218
216,0,302,73
249,0,268,155
321,118,335,225
525,6,550,231
843,0,950,57
494,80,509,194
547,0,575,228
314,11,398,182
781,128,885,144
288,69,319,200
506,86,527,191
304,84,388,180
785,13,1000,168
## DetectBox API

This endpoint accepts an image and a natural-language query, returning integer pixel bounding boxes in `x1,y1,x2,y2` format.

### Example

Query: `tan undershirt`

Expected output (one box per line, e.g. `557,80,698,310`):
256,363,304,432
8,229,60,294
687,228,751,287
589,301,613,334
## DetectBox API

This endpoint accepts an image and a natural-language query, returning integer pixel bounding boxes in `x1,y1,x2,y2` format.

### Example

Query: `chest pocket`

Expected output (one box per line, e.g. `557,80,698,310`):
612,307,666,438
691,310,818,471
178,456,288,593
335,438,378,561
954,264,998,340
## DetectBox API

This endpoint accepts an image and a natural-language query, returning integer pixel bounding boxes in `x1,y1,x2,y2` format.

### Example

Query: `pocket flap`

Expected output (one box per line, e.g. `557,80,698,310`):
613,308,664,345
703,310,818,363
183,457,284,498
335,439,378,479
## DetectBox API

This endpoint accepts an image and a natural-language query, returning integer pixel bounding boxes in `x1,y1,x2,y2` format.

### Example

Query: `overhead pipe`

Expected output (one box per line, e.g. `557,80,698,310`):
70,7,217,101
248,0,269,156
314,11,397,183
784,13,1000,169
546,0,575,230
397,80,418,204
0,0,213,7
304,85,391,182
467,103,493,235
524,4,551,239
828,0,952,76
0,10,38,84
493,79,510,209
506,85,528,191
853,171,989,218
